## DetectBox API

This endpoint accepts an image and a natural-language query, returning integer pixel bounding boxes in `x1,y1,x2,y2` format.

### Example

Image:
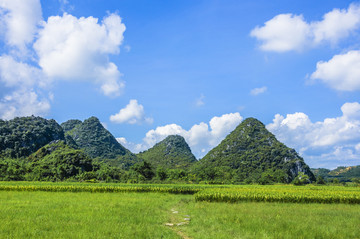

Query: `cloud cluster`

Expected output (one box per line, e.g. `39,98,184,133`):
311,50,360,91
0,1,126,119
251,3,360,92
0,0,42,53
251,3,360,52
119,112,243,158
267,102,360,168
34,13,126,97
110,99,153,124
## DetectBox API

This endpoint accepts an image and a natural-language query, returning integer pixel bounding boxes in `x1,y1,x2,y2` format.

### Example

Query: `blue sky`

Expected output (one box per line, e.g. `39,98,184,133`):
1,0,360,169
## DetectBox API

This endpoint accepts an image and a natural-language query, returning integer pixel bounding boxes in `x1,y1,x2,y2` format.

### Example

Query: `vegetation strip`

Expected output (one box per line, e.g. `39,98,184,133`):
0,184,201,194
0,183,359,204
195,186,360,204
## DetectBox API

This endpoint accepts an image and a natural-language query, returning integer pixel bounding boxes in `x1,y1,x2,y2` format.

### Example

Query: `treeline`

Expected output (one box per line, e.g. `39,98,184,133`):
0,141,343,185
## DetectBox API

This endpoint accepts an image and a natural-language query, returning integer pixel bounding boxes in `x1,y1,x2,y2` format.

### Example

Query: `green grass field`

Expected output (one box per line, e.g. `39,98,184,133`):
0,182,359,239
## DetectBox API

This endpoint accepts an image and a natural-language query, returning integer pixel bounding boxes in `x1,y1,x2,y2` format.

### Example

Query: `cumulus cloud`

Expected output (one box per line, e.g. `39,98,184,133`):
267,102,360,168
251,14,310,52
312,4,360,45
0,55,51,119
0,55,44,88
34,13,126,97
0,0,42,53
251,3,360,52
0,1,127,119
250,86,267,96
311,50,360,91
0,90,51,120
121,112,243,158
110,99,153,124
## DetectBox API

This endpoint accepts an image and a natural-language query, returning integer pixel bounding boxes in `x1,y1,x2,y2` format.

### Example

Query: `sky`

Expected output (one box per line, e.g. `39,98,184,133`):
0,0,360,169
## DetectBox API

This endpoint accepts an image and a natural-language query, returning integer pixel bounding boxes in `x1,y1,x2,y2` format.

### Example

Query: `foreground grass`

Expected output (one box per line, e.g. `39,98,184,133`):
176,201,360,239
1,183,360,238
0,191,188,239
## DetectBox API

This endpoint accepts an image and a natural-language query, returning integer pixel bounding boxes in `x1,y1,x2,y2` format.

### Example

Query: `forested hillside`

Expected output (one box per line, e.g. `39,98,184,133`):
0,116,64,158
138,135,196,170
1,115,350,184
196,118,315,184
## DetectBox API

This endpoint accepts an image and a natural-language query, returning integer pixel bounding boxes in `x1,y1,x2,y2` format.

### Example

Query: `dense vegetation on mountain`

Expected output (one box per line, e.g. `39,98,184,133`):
61,117,131,159
312,166,360,183
0,116,64,158
195,118,315,184
138,135,196,170
4,115,358,184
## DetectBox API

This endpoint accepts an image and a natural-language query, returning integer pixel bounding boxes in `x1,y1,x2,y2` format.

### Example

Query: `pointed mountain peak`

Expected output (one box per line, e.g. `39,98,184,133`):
61,116,129,159
200,117,315,183
138,134,196,170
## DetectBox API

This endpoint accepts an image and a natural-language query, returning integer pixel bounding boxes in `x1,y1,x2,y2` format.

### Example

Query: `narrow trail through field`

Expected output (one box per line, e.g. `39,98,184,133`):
164,207,192,239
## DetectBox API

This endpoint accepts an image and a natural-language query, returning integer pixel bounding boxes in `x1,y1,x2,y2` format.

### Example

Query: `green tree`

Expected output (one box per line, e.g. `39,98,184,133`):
131,161,155,180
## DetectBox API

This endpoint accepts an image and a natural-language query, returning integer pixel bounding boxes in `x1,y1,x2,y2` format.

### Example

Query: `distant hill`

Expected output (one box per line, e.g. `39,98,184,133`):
61,117,129,159
197,118,315,183
27,140,95,181
0,116,64,158
312,166,360,182
138,135,197,170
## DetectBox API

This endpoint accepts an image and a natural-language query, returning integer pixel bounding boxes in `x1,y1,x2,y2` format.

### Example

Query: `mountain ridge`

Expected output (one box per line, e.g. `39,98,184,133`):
197,117,315,183
138,135,197,170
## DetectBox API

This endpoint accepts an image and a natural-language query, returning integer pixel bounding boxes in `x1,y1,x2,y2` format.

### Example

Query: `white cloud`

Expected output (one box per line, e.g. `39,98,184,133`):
311,50,360,91
0,0,42,53
267,102,360,168
0,90,50,120
312,4,360,45
110,99,153,124
121,112,243,158
251,3,360,52
0,55,44,88
250,86,267,96
34,13,126,97
251,14,310,52
0,2,128,120
0,55,51,119
195,94,205,107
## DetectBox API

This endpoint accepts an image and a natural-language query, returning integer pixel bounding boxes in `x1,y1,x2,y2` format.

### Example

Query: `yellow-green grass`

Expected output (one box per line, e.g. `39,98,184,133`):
178,200,360,239
1,190,360,239
1,182,359,204
0,191,189,239
195,185,360,204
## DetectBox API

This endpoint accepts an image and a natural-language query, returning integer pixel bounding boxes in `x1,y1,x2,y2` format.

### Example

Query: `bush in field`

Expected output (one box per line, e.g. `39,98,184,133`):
293,172,310,185
316,176,326,185
131,161,155,180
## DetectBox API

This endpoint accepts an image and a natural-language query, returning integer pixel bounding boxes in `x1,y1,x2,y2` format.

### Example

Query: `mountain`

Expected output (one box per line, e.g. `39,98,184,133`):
312,166,360,182
197,118,315,183
0,116,65,158
138,135,197,170
61,117,128,159
27,140,95,181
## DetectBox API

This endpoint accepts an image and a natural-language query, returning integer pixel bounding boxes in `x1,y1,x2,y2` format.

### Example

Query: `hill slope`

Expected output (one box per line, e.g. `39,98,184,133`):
0,116,64,158
312,166,360,182
138,135,197,170
198,118,315,183
61,117,129,159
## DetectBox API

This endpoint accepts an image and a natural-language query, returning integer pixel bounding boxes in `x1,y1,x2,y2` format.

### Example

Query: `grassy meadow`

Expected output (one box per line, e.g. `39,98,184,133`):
0,182,359,239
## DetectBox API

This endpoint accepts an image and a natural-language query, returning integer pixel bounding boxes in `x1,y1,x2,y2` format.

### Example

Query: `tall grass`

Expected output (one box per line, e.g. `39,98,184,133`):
195,185,360,204
0,191,188,238
178,201,360,239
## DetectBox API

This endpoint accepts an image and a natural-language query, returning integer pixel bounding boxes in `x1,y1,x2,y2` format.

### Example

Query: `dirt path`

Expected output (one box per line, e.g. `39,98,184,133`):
164,208,192,239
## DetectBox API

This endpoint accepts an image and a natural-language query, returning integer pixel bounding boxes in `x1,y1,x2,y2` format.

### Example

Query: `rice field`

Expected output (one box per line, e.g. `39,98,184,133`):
1,182,359,238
